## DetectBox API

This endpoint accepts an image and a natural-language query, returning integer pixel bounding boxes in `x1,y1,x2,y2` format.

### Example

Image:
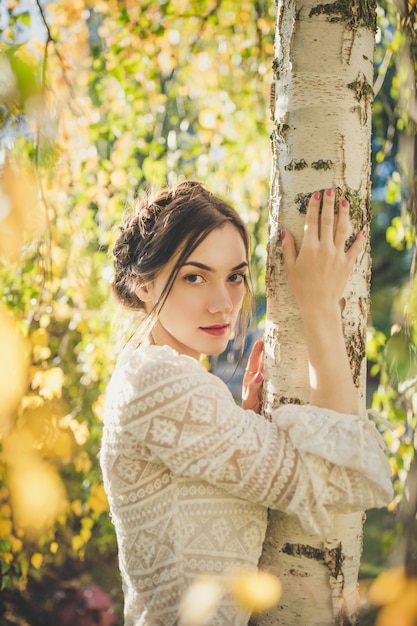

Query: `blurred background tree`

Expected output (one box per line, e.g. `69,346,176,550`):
0,0,415,624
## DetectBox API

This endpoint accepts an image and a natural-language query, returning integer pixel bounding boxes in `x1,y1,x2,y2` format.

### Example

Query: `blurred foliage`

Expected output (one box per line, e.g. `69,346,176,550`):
0,0,274,623
366,2,417,623
0,0,415,624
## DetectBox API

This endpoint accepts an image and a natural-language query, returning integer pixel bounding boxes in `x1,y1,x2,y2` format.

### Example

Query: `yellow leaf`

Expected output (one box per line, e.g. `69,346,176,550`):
32,345,51,361
88,483,108,516
71,499,83,516
376,601,415,626
5,432,66,533
50,542,59,554
20,556,29,580
74,450,92,474
229,570,282,614
80,527,92,543
72,534,84,552
30,328,49,349
39,314,50,329
81,517,94,531
10,535,23,552
92,395,105,422
389,457,399,474
69,420,90,446
0,517,13,538
368,567,408,606
31,368,64,400
31,553,43,570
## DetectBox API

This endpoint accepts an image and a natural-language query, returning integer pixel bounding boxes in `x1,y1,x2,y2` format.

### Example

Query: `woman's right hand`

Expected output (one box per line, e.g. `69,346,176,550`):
281,189,366,315
280,189,367,414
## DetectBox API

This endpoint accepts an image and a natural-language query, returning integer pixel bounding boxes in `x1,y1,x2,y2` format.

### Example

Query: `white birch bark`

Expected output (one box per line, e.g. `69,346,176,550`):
252,1,376,624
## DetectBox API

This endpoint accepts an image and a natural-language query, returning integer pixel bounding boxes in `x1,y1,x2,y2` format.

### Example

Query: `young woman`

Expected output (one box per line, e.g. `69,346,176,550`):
100,180,393,626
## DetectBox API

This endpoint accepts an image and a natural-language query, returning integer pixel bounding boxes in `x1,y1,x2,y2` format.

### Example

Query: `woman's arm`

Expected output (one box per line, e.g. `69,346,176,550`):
281,189,366,414
108,346,392,535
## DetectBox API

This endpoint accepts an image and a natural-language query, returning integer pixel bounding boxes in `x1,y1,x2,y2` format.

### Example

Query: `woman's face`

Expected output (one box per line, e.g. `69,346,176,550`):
143,223,248,359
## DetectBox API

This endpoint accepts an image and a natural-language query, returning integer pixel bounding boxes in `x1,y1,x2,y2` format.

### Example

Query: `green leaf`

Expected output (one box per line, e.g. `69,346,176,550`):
0,539,11,553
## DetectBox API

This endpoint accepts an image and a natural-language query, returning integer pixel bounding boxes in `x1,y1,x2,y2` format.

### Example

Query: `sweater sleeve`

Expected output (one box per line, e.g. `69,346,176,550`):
105,346,393,535
270,404,393,533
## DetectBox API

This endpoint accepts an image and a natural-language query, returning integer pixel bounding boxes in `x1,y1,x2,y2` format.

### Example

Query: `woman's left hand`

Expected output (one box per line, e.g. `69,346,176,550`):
242,338,264,413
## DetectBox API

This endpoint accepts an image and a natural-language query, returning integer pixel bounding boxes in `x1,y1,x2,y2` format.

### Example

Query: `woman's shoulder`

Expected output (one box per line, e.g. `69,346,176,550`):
125,343,204,370
112,343,208,386
106,343,227,408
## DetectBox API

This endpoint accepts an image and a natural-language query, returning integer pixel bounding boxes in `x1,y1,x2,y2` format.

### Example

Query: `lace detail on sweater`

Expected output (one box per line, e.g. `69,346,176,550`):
100,344,393,626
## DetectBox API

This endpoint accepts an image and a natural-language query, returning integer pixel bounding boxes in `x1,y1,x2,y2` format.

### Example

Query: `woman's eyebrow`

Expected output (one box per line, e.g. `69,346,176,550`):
182,261,248,272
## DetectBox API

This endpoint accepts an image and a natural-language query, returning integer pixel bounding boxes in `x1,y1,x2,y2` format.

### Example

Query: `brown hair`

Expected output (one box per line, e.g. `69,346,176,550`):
112,180,253,351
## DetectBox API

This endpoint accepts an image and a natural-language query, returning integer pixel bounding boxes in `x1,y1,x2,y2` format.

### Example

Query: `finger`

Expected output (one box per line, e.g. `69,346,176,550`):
281,229,297,275
334,198,351,249
247,371,264,405
244,338,264,377
346,228,367,265
242,368,264,412
247,395,261,414
319,188,336,241
303,190,322,240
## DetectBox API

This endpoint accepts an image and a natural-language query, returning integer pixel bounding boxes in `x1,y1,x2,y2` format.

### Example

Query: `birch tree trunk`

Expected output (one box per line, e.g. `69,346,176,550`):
252,1,377,625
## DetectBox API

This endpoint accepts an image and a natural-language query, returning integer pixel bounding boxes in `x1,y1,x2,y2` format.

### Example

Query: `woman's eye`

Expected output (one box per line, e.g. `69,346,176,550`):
229,273,246,284
184,274,204,284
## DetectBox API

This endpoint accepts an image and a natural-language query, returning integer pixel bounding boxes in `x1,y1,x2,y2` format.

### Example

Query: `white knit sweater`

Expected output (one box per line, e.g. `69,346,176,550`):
100,344,393,626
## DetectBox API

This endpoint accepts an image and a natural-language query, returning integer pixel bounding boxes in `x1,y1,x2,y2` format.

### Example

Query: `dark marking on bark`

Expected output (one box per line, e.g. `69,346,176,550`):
338,612,358,626
270,82,276,121
265,262,275,298
343,188,364,229
347,73,374,102
279,396,303,405
309,0,377,32
274,122,290,144
285,158,308,171
311,159,334,170
282,542,344,579
346,325,366,387
289,568,310,577
272,56,284,79
359,296,368,318
347,73,374,124
295,187,368,241
294,192,311,214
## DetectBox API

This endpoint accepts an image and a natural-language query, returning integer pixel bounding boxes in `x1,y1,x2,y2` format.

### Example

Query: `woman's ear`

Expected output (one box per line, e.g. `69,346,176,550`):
136,282,153,303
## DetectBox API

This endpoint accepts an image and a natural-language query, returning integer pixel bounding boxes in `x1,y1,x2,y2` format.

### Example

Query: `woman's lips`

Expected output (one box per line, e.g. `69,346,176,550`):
200,324,229,337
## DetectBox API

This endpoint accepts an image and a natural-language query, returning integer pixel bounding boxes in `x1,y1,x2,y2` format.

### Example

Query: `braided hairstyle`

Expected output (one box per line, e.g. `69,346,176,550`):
112,180,253,342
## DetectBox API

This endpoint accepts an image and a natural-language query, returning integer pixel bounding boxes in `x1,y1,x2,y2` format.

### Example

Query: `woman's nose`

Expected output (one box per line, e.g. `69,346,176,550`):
207,285,233,314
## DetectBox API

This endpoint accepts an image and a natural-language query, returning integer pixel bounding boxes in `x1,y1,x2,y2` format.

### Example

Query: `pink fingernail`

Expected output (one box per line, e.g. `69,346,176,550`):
341,199,349,207
281,229,286,240
314,191,321,200
362,230,367,237
326,188,334,197
254,372,263,383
